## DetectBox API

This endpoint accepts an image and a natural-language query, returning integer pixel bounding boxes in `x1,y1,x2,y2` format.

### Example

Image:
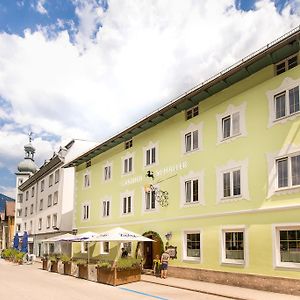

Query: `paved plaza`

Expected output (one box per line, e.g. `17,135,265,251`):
0,259,299,300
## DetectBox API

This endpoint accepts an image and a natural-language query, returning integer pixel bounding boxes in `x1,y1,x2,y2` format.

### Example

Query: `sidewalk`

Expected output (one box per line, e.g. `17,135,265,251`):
141,274,300,300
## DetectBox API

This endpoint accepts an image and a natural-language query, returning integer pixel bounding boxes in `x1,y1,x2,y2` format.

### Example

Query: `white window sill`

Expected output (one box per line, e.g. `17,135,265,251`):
183,257,201,262
221,260,245,266
275,262,300,270
121,213,134,217
274,111,300,123
275,185,300,193
184,148,199,155
183,201,201,207
144,209,158,213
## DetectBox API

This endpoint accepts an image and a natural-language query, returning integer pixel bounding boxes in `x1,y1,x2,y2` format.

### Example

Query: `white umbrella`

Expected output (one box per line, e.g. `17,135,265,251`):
67,231,98,241
87,227,154,242
42,233,76,243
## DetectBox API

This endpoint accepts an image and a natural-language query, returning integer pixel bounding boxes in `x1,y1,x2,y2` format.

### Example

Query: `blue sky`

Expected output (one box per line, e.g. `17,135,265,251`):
0,0,299,198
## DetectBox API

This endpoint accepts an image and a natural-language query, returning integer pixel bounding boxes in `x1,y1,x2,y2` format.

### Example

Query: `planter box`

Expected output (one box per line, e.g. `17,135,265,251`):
63,262,72,275
78,264,88,280
50,261,58,273
97,267,141,286
42,259,48,270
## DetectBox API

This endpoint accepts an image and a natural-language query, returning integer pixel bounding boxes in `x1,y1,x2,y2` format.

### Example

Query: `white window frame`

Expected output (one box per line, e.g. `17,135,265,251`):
46,215,51,229
275,54,298,75
39,199,43,211
267,78,300,127
38,218,42,231
30,203,34,214
120,191,134,216
273,224,300,269
25,191,29,201
267,146,300,198
221,168,241,199
143,142,159,167
52,214,57,228
25,207,28,217
216,102,247,144
181,123,203,155
180,171,204,207
100,241,110,254
103,162,112,181
54,169,60,183
49,174,53,187
82,203,90,221
53,191,58,205
17,209,22,217
41,180,45,192
185,105,199,120
48,194,52,207
142,186,159,213
221,226,247,266
31,186,35,197
182,230,202,262
102,198,111,218
16,224,21,232
122,153,134,175
216,159,249,203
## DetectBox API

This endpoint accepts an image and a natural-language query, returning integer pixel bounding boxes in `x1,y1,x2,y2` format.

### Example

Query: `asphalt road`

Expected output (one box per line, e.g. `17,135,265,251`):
0,259,230,300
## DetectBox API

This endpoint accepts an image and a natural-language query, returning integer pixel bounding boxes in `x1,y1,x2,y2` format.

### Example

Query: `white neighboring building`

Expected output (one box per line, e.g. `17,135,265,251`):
15,139,96,256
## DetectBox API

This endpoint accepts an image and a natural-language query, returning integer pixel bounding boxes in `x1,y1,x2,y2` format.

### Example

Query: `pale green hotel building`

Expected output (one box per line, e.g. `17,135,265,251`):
65,28,300,292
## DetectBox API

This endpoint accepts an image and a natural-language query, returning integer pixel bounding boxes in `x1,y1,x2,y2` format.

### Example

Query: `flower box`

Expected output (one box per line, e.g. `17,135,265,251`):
42,258,48,270
78,264,88,280
50,261,58,273
63,261,72,275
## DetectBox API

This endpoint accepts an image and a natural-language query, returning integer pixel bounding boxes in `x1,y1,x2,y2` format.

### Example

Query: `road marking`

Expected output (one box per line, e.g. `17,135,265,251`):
119,287,169,300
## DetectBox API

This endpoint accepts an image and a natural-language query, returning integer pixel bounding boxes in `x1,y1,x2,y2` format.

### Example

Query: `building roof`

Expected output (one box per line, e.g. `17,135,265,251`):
64,26,300,169
0,194,15,213
5,201,15,217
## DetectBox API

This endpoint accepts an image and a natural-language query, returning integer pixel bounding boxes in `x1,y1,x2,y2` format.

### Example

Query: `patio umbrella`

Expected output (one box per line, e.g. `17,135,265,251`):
21,231,28,253
13,232,19,250
42,233,76,243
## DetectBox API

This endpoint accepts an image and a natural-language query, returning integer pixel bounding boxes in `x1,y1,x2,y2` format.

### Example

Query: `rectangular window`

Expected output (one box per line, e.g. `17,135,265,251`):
16,224,21,232
46,215,51,228
277,154,300,189
125,139,133,149
38,218,42,230
222,112,240,139
26,191,29,201
30,204,34,214
122,242,132,255
101,241,110,254
184,232,201,260
49,174,53,187
184,179,199,203
279,229,300,264
41,180,45,192
145,190,156,210
122,196,132,214
104,165,111,181
186,105,199,120
146,147,156,165
274,86,300,120
223,231,245,263
124,157,133,174
52,214,57,228
185,130,198,153
25,207,28,217
275,55,298,75
86,160,91,168
222,169,241,198
18,193,23,203
84,174,90,187
53,191,58,205
30,220,33,232
54,170,60,183
31,186,35,197
17,209,22,217
39,199,43,211
48,194,52,207
83,204,90,220
103,200,110,217
18,178,23,186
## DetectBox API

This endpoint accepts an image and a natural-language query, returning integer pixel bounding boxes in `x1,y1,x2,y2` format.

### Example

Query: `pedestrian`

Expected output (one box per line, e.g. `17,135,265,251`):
160,249,170,279
153,254,160,277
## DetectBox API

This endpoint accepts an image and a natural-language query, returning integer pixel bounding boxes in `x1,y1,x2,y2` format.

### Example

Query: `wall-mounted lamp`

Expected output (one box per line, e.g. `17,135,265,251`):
165,232,172,241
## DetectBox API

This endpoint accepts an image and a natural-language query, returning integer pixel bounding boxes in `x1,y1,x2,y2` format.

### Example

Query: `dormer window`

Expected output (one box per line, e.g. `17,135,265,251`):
186,105,199,120
275,55,298,75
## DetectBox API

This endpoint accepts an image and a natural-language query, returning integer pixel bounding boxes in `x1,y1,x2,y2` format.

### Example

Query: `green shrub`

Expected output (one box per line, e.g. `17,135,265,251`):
60,254,71,263
76,259,87,266
116,257,141,270
97,260,112,269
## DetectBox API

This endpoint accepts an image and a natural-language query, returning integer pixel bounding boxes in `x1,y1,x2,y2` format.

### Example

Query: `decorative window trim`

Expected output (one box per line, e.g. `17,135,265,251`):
142,186,160,214
83,170,91,189
272,223,300,269
267,77,300,127
82,202,90,221
100,241,110,254
121,152,134,176
220,225,248,266
101,197,112,218
216,159,249,203
120,190,134,217
143,141,159,167
125,139,133,149
180,170,205,207
267,145,300,198
103,161,112,182
182,229,202,262
216,102,247,145
181,122,203,155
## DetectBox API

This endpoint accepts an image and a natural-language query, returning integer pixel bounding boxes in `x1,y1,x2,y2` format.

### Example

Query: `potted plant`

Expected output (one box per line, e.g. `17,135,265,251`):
61,254,72,275
49,254,60,272
15,251,25,265
76,259,88,279
96,257,141,286
41,254,49,270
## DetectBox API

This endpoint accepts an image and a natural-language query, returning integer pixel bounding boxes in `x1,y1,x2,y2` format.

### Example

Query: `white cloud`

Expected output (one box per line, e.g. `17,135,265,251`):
0,0,299,171
36,0,47,15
